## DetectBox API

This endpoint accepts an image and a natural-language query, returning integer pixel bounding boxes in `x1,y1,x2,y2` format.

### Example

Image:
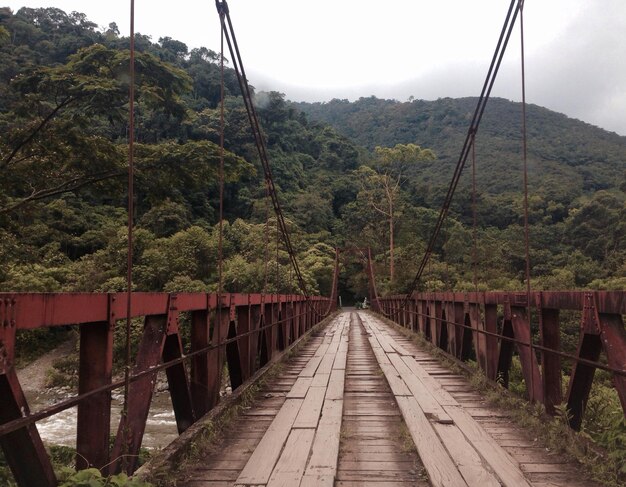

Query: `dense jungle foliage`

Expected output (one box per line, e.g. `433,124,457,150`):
0,7,625,483
1,7,625,300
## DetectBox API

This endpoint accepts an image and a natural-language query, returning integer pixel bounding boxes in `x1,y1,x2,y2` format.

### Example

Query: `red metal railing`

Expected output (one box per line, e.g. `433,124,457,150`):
0,292,331,487
376,291,626,429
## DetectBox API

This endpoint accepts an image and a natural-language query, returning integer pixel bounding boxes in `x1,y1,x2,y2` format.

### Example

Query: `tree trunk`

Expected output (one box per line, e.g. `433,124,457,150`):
389,199,394,283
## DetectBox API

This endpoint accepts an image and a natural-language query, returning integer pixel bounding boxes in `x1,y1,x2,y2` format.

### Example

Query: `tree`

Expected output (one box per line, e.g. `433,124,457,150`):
0,44,192,214
356,143,435,282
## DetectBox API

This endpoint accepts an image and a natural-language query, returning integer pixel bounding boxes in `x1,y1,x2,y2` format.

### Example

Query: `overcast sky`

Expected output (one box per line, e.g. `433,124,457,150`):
5,0,626,135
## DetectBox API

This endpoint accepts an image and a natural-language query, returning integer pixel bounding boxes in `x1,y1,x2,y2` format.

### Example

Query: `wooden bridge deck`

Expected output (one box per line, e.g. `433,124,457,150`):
181,310,598,487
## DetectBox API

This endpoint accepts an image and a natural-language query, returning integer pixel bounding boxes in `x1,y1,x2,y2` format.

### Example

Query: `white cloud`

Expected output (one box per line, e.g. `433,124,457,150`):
5,0,625,134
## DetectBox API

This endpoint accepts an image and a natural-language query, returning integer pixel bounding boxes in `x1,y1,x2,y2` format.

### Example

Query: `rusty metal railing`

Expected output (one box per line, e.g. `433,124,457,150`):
0,292,332,486
377,291,626,429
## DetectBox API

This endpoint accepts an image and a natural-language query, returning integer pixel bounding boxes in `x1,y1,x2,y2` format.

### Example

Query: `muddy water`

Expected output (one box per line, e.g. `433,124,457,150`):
24,388,179,450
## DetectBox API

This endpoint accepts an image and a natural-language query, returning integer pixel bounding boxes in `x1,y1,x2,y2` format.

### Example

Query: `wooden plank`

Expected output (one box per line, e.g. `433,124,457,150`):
326,369,345,401
300,474,334,487
300,355,324,377
266,428,315,487
333,351,347,370
235,398,304,485
387,353,452,423
317,353,336,375
370,344,391,365
287,377,313,399
379,363,412,396
389,338,412,356
400,355,458,406
305,400,343,477
376,333,396,354
311,373,330,388
396,396,467,487
444,405,531,487
294,386,326,428
433,422,500,487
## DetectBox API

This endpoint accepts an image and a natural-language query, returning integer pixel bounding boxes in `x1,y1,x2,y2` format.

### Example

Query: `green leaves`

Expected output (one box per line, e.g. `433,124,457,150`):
58,468,152,487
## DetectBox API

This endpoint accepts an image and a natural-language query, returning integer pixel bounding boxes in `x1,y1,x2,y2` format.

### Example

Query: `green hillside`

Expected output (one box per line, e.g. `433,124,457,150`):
0,7,624,301
294,96,626,197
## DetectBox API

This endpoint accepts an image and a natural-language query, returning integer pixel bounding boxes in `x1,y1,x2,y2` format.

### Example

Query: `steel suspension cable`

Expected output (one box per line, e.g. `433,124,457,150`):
263,183,270,293
217,6,226,359
386,0,523,315
122,0,136,470
215,0,325,315
519,0,536,402
471,133,478,292
276,215,280,292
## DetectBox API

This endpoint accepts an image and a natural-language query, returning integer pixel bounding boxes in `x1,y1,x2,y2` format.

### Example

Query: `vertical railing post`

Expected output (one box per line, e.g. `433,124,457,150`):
236,297,252,381
484,302,499,380
537,293,561,415
76,317,113,470
190,298,211,418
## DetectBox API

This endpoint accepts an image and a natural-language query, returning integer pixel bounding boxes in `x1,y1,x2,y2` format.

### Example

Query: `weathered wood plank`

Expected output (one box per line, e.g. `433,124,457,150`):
444,405,531,487
326,369,345,400
387,352,452,423
304,399,343,477
379,363,412,396
266,428,315,487
433,422,500,487
300,474,334,487
286,377,313,399
294,386,326,428
333,351,347,370
235,398,303,485
400,355,459,406
311,373,330,388
396,396,468,487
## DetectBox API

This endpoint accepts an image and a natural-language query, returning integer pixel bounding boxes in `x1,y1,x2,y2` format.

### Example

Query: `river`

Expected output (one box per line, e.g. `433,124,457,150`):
25,386,179,451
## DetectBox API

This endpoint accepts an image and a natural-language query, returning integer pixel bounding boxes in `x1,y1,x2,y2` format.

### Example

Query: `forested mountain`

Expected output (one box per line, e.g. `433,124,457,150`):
0,6,624,302
0,6,359,296
293,96,626,292
294,96,626,199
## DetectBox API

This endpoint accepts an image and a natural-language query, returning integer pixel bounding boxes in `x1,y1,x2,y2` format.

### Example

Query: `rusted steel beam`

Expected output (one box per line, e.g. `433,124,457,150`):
468,304,484,370
0,370,57,487
497,319,515,388
538,305,561,415
484,303,499,380
434,301,444,349
110,314,168,474
76,320,113,470
225,318,244,391
209,306,231,405
567,333,602,430
598,313,626,416
460,313,474,361
453,302,466,359
382,291,626,313
510,306,543,403
0,292,322,331
443,302,456,356
163,332,196,433
0,300,55,486
236,302,252,381
190,308,211,418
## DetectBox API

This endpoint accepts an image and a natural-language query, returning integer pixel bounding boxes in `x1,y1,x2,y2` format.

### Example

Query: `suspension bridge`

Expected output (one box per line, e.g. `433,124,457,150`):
1,1,625,486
